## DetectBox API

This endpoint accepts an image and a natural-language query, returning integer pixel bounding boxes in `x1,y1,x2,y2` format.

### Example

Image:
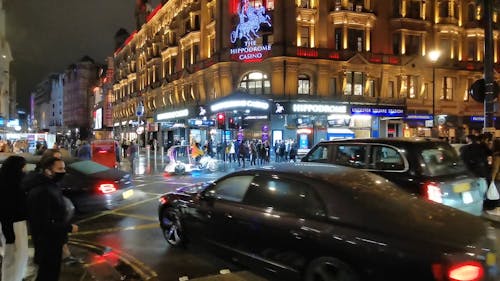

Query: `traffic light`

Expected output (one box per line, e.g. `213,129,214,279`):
228,117,235,129
217,113,225,129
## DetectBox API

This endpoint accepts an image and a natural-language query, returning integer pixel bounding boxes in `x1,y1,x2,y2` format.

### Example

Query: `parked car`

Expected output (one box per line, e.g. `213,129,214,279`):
158,163,496,281
301,138,487,216
0,153,135,212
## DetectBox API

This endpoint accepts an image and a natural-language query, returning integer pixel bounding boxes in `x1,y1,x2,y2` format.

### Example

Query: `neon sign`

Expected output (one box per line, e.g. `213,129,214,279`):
210,100,269,112
230,0,272,62
292,104,347,114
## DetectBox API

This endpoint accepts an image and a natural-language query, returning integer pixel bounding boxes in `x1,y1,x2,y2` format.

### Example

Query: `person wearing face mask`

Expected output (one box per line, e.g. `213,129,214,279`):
25,157,79,281
0,156,29,281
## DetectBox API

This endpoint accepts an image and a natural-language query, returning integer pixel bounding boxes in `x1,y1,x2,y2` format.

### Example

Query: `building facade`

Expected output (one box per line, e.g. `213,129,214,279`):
0,0,12,124
63,56,99,139
32,79,51,131
112,0,500,151
49,73,64,134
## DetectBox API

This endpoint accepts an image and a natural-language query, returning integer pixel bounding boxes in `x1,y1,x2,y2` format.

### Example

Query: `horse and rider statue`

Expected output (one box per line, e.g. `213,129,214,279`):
231,0,271,44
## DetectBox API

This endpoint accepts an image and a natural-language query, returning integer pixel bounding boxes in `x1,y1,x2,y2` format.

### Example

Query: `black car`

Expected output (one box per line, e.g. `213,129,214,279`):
301,138,487,216
59,159,135,211
158,163,495,281
0,153,135,212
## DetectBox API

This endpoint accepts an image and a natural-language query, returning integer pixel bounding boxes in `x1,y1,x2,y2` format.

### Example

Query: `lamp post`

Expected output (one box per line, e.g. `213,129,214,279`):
428,50,441,131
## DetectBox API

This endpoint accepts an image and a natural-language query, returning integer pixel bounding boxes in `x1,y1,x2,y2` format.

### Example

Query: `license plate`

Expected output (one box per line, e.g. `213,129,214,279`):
487,253,496,266
123,189,134,199
462,191,473,204
453,182,471,193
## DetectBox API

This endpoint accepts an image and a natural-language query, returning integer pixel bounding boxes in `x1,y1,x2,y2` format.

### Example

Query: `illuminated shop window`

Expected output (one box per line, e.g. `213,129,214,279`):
239,72,271,95
298,74,311,95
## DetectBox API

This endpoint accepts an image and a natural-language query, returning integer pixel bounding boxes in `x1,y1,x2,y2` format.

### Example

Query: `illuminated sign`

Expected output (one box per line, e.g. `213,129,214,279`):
229,0,272,62
94,108,103,130
210,100,269,112
351,107,405,117
406,114,433,120
470,116,497,122
292,104,347,114
188,119,215,126
157,109,189,120
244,115,268,120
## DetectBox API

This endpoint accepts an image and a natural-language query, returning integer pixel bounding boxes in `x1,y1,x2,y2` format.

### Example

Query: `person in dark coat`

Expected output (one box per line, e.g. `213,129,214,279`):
460,134,490,178
25,157,79,281
0,156,29,281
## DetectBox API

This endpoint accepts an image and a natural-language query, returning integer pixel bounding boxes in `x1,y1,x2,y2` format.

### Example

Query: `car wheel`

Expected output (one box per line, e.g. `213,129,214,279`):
160,208,184,246
304,257,358,281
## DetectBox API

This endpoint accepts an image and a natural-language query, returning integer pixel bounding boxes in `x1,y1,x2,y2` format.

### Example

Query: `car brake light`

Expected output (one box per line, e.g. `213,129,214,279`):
98,183,117,194
159,197,167,205
432,261,484,281
423,182,443,203
448,262,484,281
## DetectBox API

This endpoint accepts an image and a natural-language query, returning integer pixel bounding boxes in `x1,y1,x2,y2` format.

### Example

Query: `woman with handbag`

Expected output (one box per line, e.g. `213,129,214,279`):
486,138,500,215
0,156,29,281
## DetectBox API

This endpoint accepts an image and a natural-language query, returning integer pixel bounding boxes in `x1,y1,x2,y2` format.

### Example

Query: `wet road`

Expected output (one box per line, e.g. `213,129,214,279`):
70,171,258,281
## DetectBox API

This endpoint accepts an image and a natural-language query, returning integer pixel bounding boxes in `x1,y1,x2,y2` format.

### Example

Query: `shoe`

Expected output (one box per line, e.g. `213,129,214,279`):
63,255,84,265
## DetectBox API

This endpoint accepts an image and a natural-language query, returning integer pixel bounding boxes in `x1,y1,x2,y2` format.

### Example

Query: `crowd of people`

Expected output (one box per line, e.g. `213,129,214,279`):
459,133,500,214
0,149,80,281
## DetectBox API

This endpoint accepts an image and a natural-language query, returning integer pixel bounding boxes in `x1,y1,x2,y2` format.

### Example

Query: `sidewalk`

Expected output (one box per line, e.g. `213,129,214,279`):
0,239,147,281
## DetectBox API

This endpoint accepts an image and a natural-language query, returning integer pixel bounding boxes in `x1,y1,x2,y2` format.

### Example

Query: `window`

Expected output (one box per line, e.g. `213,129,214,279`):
334,29,342,50
464,79,471,101
239,72,271,94
406,34,421,56
298,74,311,95
329,78,337,95
207,175,254,202
441,76,454,100
300,26,310,47
392,33,401,55
407,0,422,19
243,176,326,217
184,47,191,67
334,144,366,168
193,44,200,64
344,71,364,96
367,80,375,97
439,1,449,18
304,144,330,162
388,81,395,98
467,39,476,61
348,29,364,52
393,0,401,17
467,3,475,22
420,146,466,177
370,146,404,171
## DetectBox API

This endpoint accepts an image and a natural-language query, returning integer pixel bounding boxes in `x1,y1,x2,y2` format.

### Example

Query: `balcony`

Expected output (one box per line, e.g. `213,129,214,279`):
390,17,431,32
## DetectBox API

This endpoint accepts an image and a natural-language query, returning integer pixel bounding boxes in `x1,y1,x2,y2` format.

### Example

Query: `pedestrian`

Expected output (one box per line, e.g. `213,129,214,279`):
121,139,129,158
486,138,500,214
127,140,138,173
25,157,79,281
460,134,490,179
0,156,29,281
238,140,248,168
289,141,298,162
77,140,91,160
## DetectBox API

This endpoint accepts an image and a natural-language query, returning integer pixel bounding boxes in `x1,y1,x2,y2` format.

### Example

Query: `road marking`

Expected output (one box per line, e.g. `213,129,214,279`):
75,197,159,224
111,211,158,222
71,222,159,236
74,211,114,224
111,196,160,212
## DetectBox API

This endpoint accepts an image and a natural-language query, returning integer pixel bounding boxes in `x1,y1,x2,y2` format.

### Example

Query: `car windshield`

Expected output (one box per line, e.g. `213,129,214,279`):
69,160,109,175
419,144,466,176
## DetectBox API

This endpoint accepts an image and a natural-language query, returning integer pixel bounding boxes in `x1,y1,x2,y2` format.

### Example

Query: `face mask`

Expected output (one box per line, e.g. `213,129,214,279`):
52,172,66,182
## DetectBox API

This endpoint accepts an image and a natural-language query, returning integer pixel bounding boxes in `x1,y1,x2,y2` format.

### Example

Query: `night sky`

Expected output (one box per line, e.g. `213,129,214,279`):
5,0,160,110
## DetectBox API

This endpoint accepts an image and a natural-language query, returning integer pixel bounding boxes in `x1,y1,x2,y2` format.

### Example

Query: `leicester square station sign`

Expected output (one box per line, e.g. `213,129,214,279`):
229,0,272,62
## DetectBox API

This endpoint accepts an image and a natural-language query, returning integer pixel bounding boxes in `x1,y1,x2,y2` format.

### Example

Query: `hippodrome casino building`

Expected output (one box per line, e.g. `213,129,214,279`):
109,0,500,150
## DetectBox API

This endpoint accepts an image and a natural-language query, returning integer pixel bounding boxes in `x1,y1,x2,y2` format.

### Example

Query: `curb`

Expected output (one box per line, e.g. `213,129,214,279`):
69,238,159,281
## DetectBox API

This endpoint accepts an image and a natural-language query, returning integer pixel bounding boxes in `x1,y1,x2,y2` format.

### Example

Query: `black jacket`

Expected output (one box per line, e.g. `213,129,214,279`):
0,179,27,243
25,173,72,244
460,142,490,178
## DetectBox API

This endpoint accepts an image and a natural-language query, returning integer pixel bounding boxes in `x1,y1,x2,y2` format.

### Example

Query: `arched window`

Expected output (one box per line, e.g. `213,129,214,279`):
298,74,311,95
239,72,271,94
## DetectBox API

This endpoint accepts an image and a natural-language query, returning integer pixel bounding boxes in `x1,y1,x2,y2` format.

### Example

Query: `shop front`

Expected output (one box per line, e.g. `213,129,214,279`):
272,101,351,153
403,114,434,137
156,108,190,149
350,105,406,138
208,91,271,144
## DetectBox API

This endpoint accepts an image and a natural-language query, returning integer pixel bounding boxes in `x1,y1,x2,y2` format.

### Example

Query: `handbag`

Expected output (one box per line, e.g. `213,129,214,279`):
487,181,500,200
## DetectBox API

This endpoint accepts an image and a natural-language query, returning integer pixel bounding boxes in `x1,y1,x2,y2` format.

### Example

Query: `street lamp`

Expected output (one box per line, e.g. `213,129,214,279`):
428,50,441,130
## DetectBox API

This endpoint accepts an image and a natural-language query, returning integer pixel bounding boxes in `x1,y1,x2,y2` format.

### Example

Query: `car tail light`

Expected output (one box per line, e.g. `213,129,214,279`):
422,182,443,203
432,261,484,281
159,197,168,205
98,183,117,194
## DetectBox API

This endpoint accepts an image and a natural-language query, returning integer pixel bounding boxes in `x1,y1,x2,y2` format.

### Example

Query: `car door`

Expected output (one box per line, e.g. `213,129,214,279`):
228,173,328,275
185,174,254,248
331,143,368,168
366,145,413,192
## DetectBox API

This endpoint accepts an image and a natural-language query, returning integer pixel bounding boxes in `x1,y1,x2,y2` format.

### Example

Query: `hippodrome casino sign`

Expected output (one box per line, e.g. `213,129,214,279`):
229,0,274,63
